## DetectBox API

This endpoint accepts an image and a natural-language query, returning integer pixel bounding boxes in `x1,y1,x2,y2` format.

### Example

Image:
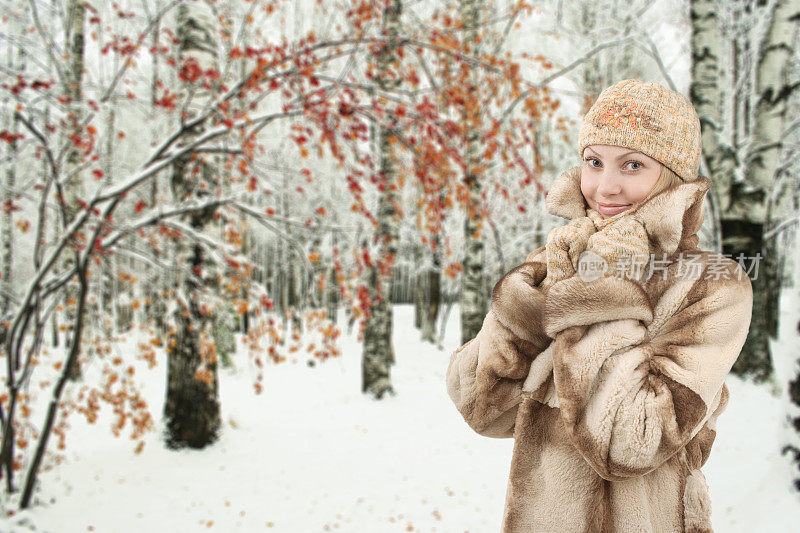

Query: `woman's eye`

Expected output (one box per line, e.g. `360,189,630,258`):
585,158,601,168
626,161,643,171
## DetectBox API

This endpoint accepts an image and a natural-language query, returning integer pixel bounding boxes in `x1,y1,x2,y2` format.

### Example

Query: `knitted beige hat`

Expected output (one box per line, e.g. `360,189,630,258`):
578,79,701,182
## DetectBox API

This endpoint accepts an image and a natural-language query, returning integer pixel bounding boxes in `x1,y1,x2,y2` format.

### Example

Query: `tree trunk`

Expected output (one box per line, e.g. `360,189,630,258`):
580,2,603,112
324,175,340,324
719,0,799,381
458,0,487,345
1,45,21,359
413,240,423,330
164,0,221,449
63,0,86,380
690,0,738,220
362,0,402,399
100,105,116,337
278,173,290,345
325,231,339,324
290,261,302,338
421,230,441,343
147,6,170,339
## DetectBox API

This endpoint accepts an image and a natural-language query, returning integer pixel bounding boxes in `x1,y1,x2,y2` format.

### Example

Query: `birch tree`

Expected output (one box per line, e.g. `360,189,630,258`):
362,0,403,399
458,0,487,345
699,0,800,381
419,223,441,343
1,40,22,349
735,0,800,379
62,0,86,379
164,0,222,448
689,0,736,251
579,2,604,111
145,0,170,340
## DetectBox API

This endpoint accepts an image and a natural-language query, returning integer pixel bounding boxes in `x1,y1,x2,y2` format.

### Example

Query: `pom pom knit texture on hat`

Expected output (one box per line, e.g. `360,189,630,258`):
578,79,702,182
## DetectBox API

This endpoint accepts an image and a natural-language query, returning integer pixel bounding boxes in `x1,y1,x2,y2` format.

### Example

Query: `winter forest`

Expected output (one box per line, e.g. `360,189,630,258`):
0,0,799,531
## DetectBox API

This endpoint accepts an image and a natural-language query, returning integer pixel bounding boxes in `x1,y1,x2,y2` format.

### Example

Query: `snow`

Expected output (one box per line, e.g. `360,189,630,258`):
2,301,799,532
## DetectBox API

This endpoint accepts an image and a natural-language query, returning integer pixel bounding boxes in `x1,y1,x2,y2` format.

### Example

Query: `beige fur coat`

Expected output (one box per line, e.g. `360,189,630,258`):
446,166,753,532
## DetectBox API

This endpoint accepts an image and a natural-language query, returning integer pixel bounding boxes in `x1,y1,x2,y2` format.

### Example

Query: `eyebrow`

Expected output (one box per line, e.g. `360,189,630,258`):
585,148,641,160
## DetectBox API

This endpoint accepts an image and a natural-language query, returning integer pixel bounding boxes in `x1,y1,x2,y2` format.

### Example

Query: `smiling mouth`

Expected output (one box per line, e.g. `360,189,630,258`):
598,202,630,207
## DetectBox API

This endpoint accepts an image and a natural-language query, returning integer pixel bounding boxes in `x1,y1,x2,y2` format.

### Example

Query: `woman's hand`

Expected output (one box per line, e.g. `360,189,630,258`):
585,215,651,283
540,217,597,290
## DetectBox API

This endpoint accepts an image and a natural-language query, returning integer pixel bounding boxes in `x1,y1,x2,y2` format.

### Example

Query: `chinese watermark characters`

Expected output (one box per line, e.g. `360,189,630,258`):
576,251,761,283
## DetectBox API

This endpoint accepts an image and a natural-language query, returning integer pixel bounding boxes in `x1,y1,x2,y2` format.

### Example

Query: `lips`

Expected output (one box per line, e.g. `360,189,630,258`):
597,202,631,216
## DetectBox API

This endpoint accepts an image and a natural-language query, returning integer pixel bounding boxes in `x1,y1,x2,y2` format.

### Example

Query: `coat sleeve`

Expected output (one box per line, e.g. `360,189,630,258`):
446,247,552,438
542,256,752,480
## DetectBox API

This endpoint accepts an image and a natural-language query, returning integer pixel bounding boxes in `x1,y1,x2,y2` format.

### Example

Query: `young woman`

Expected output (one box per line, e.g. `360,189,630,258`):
446,79,753,532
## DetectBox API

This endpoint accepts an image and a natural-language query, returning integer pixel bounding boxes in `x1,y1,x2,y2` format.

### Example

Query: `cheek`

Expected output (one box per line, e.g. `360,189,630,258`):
627,182,652,202
628,171,661,202
580,172,595,202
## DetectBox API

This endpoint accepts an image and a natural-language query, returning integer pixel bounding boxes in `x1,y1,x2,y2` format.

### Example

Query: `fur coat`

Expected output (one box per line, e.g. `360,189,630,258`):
446,166,753,532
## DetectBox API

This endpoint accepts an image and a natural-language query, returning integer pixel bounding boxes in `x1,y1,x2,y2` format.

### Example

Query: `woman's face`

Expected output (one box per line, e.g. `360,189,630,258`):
580,144,662,218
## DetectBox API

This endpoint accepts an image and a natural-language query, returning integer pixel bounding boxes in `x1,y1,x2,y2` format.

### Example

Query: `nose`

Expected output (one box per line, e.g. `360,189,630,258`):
596,169,622,197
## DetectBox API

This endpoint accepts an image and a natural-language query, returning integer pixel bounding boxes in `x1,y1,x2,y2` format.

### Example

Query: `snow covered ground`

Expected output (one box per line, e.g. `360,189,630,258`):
2,301,799,532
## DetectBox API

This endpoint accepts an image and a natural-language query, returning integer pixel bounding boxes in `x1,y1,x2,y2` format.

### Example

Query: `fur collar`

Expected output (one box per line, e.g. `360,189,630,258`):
544,166,712,254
